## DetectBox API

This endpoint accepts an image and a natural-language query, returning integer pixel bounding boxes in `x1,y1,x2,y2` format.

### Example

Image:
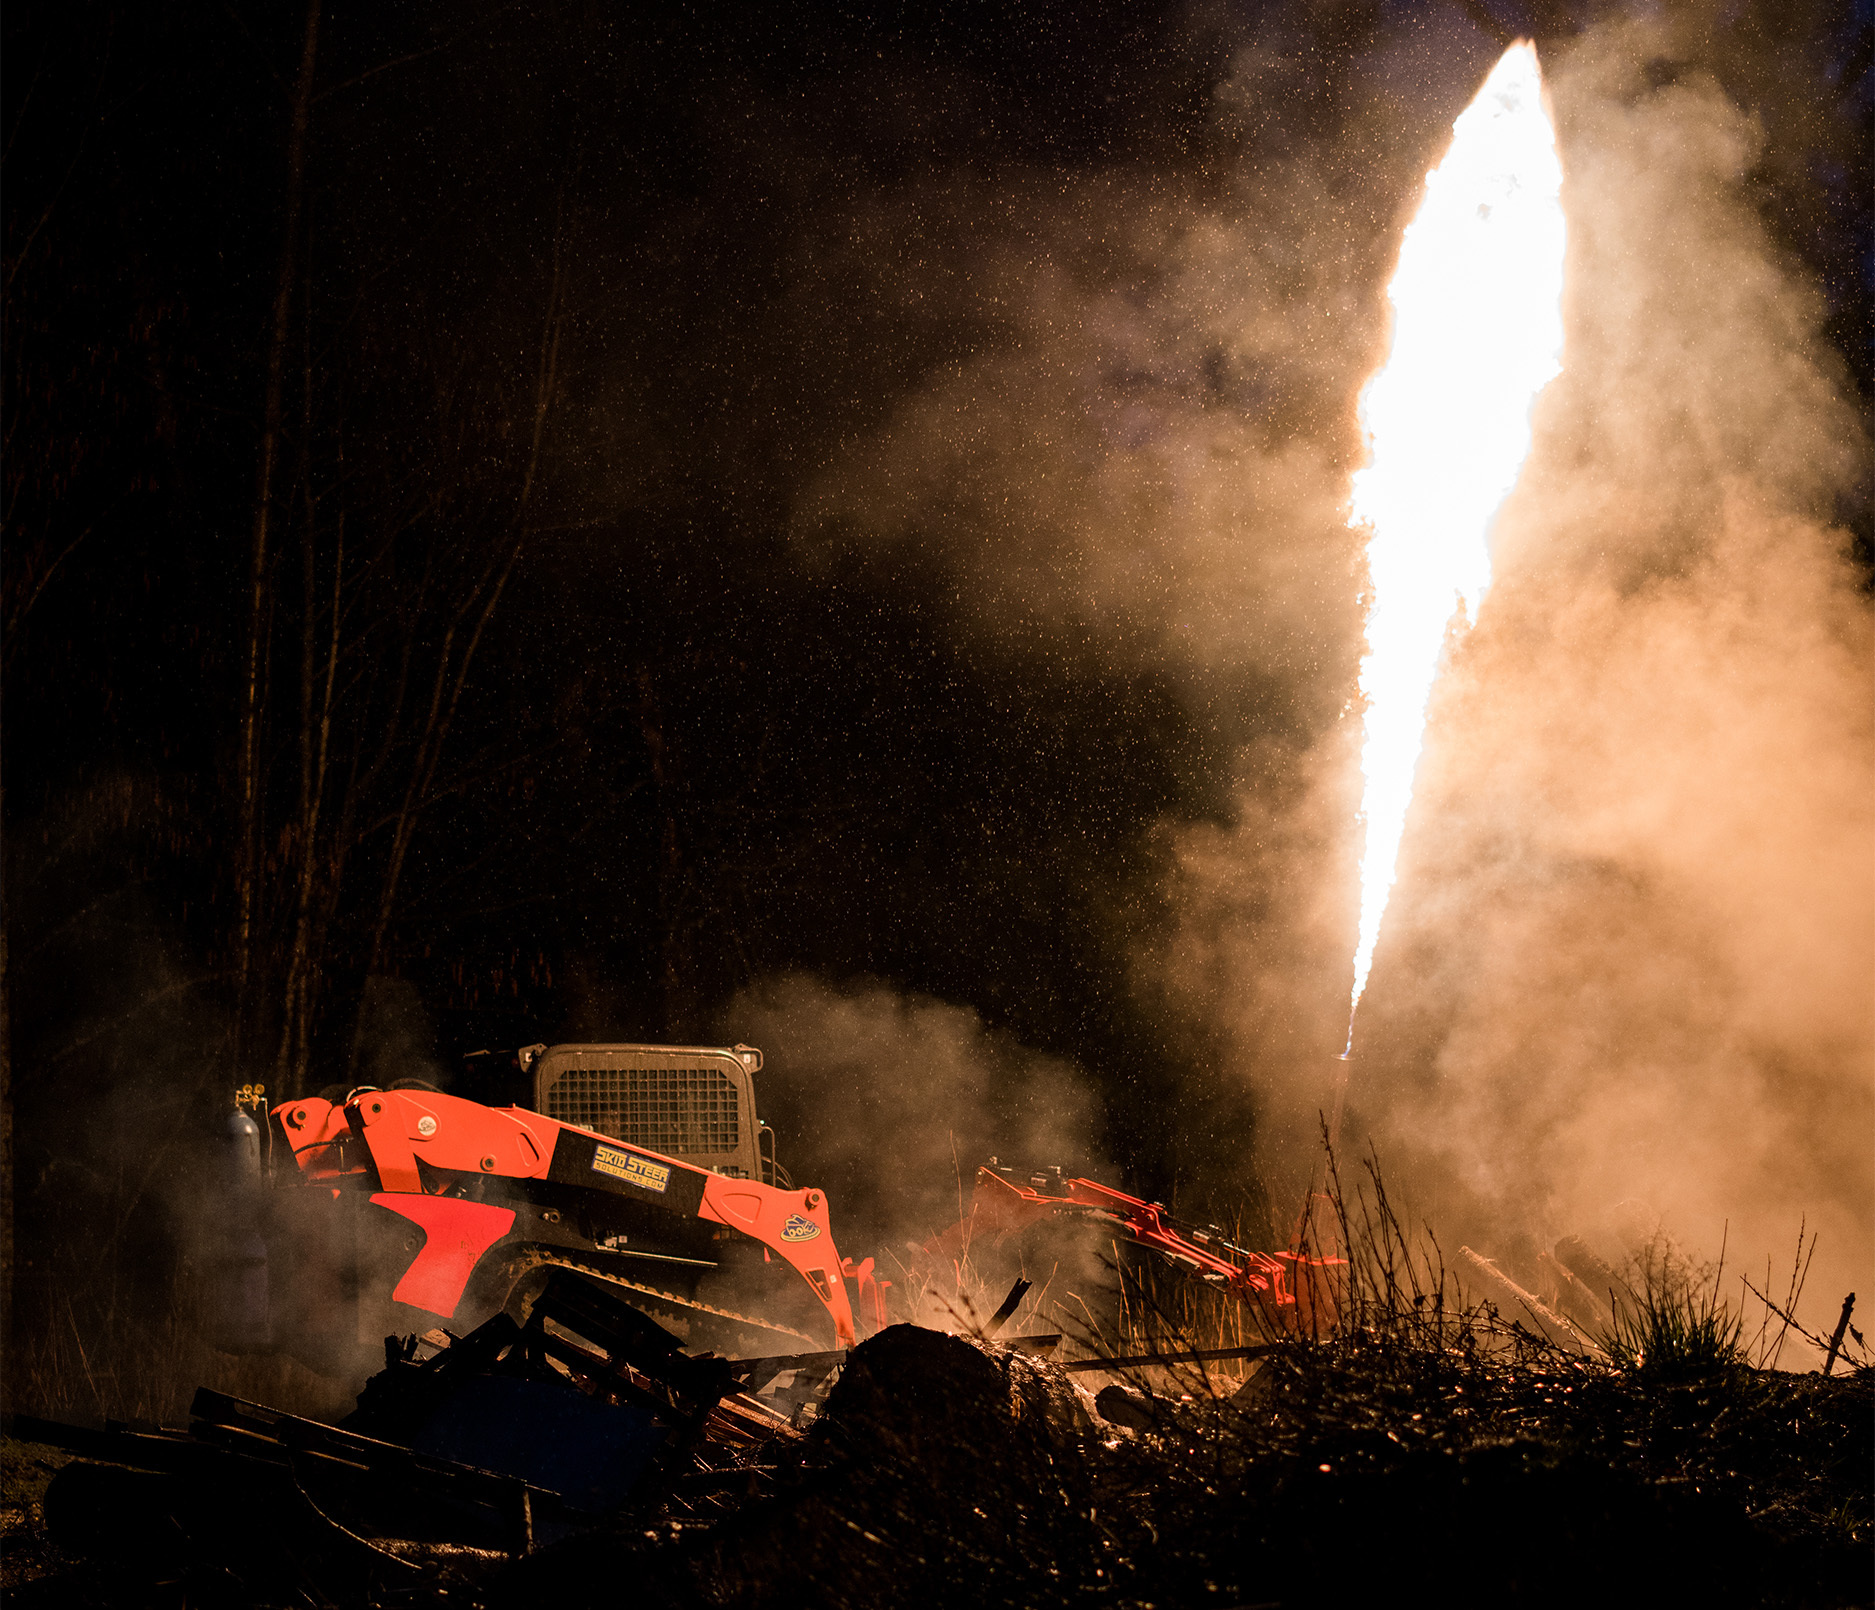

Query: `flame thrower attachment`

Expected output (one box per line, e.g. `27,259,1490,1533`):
267,1085,856,1354
927,1164,1344,1330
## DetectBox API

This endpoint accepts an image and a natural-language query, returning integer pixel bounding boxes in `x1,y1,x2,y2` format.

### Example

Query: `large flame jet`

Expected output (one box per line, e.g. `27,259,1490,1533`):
1344,42,1566,1053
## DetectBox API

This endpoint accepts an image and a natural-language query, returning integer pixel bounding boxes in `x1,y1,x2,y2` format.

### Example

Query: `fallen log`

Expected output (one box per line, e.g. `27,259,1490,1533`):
1458,1247,1602,1357
1092,1381,1156,1431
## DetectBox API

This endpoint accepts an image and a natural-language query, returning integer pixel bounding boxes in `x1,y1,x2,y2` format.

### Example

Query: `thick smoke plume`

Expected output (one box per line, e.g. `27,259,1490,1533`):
788,19,1480,723
782,10,1872,1331
1185,20,1871,1329
725,975,1105,1290
1345,20,1873,1326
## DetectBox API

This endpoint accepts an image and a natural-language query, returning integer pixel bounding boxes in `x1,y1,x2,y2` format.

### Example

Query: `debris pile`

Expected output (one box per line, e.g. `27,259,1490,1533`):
7,1261,1870,1610
10,1270,811,1605
344,1267,784,1516
491,1315,1875,1610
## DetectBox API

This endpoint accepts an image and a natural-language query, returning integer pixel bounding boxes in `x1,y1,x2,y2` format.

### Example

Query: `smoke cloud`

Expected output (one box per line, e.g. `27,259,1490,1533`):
771,9,1872,1332
786,25,1468,727
724,974,1104,1274
1346,19,1873,1326
1166,16,1873,1328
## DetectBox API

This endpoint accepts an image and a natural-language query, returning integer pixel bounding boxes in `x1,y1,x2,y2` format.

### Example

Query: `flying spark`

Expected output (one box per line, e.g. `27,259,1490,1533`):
1343,42,1566,1055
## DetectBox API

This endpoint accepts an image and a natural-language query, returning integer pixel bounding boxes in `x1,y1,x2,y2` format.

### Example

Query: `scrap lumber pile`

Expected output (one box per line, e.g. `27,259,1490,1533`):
11,1270,807,1605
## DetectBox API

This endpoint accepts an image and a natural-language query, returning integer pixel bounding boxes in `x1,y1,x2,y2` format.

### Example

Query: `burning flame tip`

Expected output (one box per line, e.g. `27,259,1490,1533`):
1341,43,1566,1058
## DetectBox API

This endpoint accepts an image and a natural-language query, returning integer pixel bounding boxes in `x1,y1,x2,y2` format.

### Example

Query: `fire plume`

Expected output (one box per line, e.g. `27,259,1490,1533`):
1344,43,1565,1051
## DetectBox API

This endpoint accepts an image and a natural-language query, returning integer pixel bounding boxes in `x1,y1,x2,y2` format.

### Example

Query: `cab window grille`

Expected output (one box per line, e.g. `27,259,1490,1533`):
546,1065,740,1155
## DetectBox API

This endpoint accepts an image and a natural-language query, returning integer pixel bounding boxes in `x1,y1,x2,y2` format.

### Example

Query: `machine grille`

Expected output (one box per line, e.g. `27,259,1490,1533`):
546,1064,740,1156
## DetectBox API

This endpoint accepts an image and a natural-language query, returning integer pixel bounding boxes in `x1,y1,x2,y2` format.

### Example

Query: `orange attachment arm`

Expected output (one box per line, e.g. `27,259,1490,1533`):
1061,1176,1291,1299
927,1165,1334,1325
275,1096,349,1177
278,1088,554,1190
699,1174,857,1348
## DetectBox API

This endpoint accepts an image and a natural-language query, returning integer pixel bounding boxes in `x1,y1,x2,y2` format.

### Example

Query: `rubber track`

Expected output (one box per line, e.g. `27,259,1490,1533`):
511,1251,821,1348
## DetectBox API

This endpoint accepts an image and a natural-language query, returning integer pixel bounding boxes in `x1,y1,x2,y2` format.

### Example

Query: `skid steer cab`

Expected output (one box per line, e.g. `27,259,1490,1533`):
210,1043,855,1376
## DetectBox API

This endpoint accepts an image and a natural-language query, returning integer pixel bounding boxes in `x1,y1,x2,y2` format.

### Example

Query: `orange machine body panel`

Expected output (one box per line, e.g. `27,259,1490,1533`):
276,1087,855,1347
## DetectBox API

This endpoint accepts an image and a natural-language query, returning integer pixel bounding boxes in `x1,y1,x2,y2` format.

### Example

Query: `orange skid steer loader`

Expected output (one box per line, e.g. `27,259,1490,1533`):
215,1043,856,1374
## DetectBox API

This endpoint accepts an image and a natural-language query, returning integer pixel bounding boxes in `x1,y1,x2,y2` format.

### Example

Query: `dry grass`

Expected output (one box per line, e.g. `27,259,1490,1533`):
494,1144,1872,1610
10,1137,1871,1610
6,1264,355,1427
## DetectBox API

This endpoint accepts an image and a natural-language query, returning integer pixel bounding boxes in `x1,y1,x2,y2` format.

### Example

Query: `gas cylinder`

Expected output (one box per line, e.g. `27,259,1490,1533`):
205,1105,271,1350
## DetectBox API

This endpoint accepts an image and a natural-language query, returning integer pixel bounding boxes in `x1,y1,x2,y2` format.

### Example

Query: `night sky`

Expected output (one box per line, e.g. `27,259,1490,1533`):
5,0,1869,1280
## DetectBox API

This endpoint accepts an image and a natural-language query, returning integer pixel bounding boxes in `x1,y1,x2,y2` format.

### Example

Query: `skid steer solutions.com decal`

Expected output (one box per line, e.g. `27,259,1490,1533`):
592,1143,671,1193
